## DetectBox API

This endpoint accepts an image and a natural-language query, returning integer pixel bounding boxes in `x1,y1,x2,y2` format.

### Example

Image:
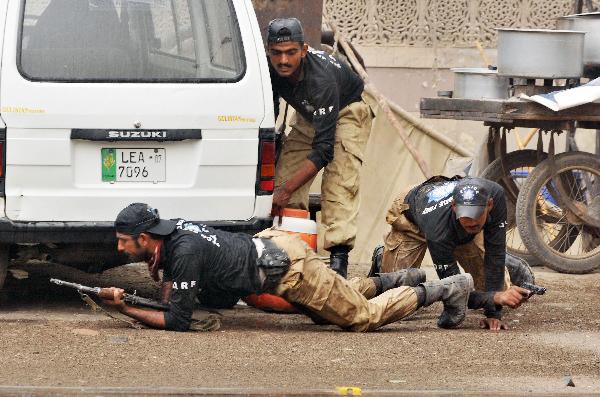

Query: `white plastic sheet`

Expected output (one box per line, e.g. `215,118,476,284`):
521,77,600,111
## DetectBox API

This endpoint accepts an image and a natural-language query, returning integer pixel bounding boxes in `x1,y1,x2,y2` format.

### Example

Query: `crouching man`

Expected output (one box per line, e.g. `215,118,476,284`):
369,177,532,331
103,203,474,332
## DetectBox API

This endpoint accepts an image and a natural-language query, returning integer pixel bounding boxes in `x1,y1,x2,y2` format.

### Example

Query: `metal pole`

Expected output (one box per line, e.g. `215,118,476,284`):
596,130,600,155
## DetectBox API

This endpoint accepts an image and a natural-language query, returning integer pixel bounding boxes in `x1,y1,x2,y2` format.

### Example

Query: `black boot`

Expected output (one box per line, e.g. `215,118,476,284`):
377,268,427,293
329,245,349,278
368,245,384,277
420,274,474,329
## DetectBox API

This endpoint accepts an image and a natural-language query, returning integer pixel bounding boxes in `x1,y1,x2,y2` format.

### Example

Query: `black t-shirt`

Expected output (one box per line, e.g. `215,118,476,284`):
270,48,364,170
406,177,507,302
160,221,262,331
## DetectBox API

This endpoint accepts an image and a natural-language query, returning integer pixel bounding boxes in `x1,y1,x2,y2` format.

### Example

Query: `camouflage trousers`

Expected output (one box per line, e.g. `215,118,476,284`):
381,188,510,291
275,98,373,250
256,229,419,332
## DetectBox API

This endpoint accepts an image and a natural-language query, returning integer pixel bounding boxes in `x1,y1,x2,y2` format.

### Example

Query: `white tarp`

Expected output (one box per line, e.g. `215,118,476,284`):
521,77,600,112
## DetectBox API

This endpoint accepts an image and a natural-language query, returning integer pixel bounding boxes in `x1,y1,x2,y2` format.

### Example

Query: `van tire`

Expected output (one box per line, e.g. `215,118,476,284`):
0,245,9,290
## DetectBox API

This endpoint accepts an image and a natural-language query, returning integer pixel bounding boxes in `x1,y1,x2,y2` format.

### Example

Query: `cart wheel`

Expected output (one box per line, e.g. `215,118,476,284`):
0,245,9,290
481,150,550,266
516,151,600,274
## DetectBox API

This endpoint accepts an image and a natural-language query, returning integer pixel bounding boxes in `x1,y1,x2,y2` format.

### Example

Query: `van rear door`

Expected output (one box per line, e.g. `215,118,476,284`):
1,0,266,222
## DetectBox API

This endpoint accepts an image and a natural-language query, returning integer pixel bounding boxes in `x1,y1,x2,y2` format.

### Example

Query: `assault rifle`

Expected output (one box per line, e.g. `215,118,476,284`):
522,282,547,296
50,278,169,311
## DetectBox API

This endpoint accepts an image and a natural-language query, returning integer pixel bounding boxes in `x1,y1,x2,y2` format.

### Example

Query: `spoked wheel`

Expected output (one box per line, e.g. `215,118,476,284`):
481,150,562,266
517,151,600,274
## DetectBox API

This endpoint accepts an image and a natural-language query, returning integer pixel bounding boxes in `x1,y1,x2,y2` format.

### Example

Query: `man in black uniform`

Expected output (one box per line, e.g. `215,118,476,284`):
267,18,373,278
102,203,476,332
370,177,531,331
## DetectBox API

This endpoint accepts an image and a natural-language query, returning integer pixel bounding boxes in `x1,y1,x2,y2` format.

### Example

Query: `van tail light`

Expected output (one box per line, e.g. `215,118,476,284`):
256,128,276,196
0,127,5,195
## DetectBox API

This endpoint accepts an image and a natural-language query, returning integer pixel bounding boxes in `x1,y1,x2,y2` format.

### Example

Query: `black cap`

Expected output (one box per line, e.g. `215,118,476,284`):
115,203,177,236
267,18,305,44
453,179,490,219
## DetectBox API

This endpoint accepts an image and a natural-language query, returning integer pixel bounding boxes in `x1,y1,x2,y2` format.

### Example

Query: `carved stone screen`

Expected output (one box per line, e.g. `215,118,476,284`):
323,0,600,47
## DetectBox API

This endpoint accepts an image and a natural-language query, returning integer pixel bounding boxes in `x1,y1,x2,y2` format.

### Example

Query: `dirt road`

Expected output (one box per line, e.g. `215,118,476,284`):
0,261,599,396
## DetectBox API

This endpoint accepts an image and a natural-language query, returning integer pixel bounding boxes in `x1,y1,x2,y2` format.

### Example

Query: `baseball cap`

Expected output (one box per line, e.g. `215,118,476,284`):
115,203,177,236
267,18,305,44
452,179,490,219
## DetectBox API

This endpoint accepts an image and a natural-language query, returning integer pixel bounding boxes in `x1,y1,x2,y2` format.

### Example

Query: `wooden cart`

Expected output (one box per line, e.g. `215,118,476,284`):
421,97,600,273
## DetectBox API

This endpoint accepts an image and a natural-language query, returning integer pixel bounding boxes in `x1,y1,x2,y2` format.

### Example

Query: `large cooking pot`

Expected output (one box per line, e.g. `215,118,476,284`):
497,28,585,79
451,68,509,99
557,12,600,77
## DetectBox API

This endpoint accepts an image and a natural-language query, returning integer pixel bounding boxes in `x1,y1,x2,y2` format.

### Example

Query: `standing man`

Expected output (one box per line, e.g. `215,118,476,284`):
369,177,531,331
102,203,475,332
267,18,373,278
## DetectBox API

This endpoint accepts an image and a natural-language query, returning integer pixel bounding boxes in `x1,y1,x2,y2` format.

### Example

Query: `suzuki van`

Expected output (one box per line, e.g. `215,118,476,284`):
0,0,275,288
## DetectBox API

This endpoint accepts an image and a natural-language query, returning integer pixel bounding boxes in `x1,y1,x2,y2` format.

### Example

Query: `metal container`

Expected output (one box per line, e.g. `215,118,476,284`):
451,68,510,99
497,28,585,79
557,12,600,77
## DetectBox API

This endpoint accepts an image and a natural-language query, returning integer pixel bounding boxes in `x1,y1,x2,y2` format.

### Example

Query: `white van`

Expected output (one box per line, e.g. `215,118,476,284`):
0,0,275,288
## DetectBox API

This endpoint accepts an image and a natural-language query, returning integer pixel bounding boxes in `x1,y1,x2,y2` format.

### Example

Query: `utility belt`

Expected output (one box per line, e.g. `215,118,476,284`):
253,238,291,292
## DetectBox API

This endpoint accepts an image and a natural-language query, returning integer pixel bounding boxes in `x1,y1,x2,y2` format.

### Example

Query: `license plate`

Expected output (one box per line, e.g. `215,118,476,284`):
101,148,166,182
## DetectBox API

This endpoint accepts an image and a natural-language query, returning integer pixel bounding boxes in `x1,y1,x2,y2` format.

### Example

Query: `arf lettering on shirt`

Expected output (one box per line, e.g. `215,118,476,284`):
172,280,197,290
314,105,334,117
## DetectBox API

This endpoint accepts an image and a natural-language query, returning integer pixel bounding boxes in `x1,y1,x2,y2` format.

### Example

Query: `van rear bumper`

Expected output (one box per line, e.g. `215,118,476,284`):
0,217,272,244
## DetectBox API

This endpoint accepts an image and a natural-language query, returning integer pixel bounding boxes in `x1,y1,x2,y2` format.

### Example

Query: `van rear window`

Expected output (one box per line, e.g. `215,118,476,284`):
19,0,246,82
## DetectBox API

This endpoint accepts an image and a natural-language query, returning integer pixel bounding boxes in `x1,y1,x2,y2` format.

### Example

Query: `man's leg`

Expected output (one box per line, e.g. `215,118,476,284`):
321,100,373,277
274,112,317,210
379,189,428,273
348,268,427,299
258,229,471,332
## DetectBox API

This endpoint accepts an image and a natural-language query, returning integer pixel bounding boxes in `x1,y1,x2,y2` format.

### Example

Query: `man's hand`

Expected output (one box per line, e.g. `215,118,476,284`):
479,318,508,331
493,286,530,309
100,287,126,311
271,186,292,217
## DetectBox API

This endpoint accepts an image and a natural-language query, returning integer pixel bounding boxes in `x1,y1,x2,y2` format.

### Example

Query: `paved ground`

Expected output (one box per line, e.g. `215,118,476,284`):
0,260,599,396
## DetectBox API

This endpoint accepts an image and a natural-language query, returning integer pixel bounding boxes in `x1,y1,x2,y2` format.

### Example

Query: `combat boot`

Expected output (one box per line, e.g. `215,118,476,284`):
368,245,384,277
329,245,349,278
420,273,474,329
377,268,427,293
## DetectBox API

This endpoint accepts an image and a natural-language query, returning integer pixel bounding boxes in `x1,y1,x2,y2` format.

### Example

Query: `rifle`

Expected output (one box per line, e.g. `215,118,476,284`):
50,278,169,311
522,282,547,296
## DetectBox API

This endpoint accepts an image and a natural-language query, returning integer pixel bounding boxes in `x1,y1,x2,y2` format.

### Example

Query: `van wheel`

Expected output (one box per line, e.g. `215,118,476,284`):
0,245,9,290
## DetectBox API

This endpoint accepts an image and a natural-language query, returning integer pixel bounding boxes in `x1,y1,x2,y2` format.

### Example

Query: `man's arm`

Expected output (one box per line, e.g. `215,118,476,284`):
104,255,199,332
482,194,508,320
272,85,339,214
102,287,167,329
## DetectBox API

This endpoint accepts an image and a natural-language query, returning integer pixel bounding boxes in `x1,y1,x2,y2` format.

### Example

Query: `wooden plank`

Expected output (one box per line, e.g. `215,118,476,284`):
420,97,600,123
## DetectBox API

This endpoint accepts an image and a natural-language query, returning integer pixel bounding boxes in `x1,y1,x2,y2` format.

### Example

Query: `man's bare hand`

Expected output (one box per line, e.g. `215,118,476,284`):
271,186,292,217
479,318,508,331
493,286,530,309
100,287,126,311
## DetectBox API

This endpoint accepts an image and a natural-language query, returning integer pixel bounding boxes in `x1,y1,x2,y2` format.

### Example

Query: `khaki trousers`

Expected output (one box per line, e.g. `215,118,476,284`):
256,229,419,332
381,188,511,292
275,98,373,250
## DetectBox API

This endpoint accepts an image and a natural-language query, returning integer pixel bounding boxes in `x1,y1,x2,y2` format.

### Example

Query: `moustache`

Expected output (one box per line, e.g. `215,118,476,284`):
277,64,292,69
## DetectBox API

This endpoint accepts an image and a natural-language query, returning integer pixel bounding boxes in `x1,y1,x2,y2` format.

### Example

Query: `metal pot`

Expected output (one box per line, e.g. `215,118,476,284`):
451,68,509,100
497,28,585,79
557,12,600,77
